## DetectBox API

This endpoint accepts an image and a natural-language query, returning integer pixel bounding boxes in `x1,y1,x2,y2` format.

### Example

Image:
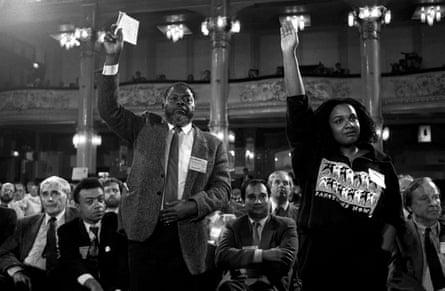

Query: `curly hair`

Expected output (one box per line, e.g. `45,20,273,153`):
314,98,377,152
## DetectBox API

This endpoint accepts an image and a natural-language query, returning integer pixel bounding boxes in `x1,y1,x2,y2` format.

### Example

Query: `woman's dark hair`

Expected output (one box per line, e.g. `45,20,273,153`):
314,98,377,152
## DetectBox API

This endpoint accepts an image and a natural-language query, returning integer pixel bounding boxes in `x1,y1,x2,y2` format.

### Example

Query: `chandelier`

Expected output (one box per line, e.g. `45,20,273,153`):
201,16,240,36
348,6,391,27
420,6,441,26
51,24,105,50
157,23,191,42
279,14,311,31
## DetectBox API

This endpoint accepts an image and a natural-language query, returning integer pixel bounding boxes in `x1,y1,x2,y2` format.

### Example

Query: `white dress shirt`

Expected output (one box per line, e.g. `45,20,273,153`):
162,122,194,206
21,210,66,271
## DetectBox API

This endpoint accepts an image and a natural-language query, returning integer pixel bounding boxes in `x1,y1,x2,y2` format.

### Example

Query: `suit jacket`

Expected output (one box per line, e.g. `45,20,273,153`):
97,74,231,274
0,207,78,273
0,207,17,246
215,215,298,291
388,218,445,291
57,213,128,291
272,204,299,223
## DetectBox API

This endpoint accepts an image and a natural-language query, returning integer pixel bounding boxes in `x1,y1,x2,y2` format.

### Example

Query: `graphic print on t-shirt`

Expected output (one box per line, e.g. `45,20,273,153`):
315,158,383,217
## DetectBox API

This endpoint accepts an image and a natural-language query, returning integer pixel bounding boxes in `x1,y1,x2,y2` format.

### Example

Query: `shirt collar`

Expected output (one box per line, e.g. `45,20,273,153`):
167,122,193,135
248,215,270,227
83,220,101,232
45,208,66,224
271,199,289,213
413,216,439,235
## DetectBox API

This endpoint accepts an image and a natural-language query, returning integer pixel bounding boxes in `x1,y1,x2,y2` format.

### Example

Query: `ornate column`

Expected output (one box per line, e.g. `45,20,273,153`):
349,5,391,150
75,3,100,174
202,0,240,148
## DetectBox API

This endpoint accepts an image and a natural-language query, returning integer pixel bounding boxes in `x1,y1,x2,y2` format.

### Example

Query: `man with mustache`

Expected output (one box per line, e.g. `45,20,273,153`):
388,177,445,291
268,171,299,222
0,183,24,219
97,27,230,291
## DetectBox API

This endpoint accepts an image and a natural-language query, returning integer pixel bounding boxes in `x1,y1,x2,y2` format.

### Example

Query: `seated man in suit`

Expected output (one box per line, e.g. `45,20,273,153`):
215,179,298,291
388,177,445,291
268,171,298,222
0,176,78,291
57,177,128,291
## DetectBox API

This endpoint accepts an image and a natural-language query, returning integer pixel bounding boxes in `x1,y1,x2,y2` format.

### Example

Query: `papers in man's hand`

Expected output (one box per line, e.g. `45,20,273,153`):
115,11,139,45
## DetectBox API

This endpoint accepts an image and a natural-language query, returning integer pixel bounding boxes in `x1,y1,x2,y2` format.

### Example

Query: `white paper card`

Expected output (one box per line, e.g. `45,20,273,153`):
369,168,386,189
72,167,88,181
115,11,139,45
189,156,208,173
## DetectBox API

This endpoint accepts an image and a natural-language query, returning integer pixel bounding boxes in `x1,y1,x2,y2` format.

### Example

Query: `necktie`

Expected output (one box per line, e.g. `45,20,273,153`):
45,217,58,272
164,127,180,206
252,222,261,246
274,207,284,217
88,226,99,258
425,227,445,290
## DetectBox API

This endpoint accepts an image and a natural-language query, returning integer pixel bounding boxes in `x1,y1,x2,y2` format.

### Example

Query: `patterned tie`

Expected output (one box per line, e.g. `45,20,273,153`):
45,217,58,272
252,222,261,246
164,127,181,206
88,226,99,258
425,227,445,290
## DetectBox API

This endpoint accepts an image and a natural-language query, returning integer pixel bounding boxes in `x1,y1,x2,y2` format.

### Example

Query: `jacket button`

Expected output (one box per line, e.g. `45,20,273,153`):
157,191,162,196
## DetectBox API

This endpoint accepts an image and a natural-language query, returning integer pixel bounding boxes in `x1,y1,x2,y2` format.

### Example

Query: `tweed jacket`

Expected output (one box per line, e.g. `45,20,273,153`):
388,218,445,291
0,207,78,273
97,74,231,274
215,215,298,291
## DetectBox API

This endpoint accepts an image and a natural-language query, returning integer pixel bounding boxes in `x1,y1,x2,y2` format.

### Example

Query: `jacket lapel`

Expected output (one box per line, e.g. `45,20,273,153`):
406,219,423,280
22,215,45,259
239,216,254,246
259,216,276,249
182,126,209,199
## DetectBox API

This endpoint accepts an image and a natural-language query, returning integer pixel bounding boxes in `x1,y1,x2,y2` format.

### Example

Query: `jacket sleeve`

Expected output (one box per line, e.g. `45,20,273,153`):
215,222,256,269
97,73,145,144
189,139,231,220
0,218,27,273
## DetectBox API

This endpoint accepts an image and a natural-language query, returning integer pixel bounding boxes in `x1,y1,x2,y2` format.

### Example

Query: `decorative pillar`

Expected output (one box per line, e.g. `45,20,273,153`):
349,5,391,150
75,3,99,174
202,0,240,148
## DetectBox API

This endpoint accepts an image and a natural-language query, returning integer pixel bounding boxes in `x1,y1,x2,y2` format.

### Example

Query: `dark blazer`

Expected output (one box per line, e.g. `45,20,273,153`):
97,74,231,274
215,215,298,291
57,213,128,291
272,203,299,223
0,207,17,246
0,207,78,273
387,218,444,291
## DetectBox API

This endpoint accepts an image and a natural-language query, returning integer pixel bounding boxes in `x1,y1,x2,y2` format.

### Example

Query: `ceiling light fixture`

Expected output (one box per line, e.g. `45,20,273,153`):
348,6,391,27
51,24,105,50
157,23,191,42
279,14,311,31
201,16,240,36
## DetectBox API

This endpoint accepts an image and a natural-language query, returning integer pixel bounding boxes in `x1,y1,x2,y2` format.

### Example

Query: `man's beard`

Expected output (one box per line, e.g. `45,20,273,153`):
105,197,120,208
0,195,13,204
165,109,194,126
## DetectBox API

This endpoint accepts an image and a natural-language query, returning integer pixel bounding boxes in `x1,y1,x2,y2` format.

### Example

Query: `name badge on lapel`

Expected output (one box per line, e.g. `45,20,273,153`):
369,168,386,189
189,156,207,173
79,246,89,259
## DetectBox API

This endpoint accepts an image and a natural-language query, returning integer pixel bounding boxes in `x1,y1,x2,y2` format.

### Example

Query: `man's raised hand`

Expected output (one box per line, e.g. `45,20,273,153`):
103,25,123,65
280,20,299,54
